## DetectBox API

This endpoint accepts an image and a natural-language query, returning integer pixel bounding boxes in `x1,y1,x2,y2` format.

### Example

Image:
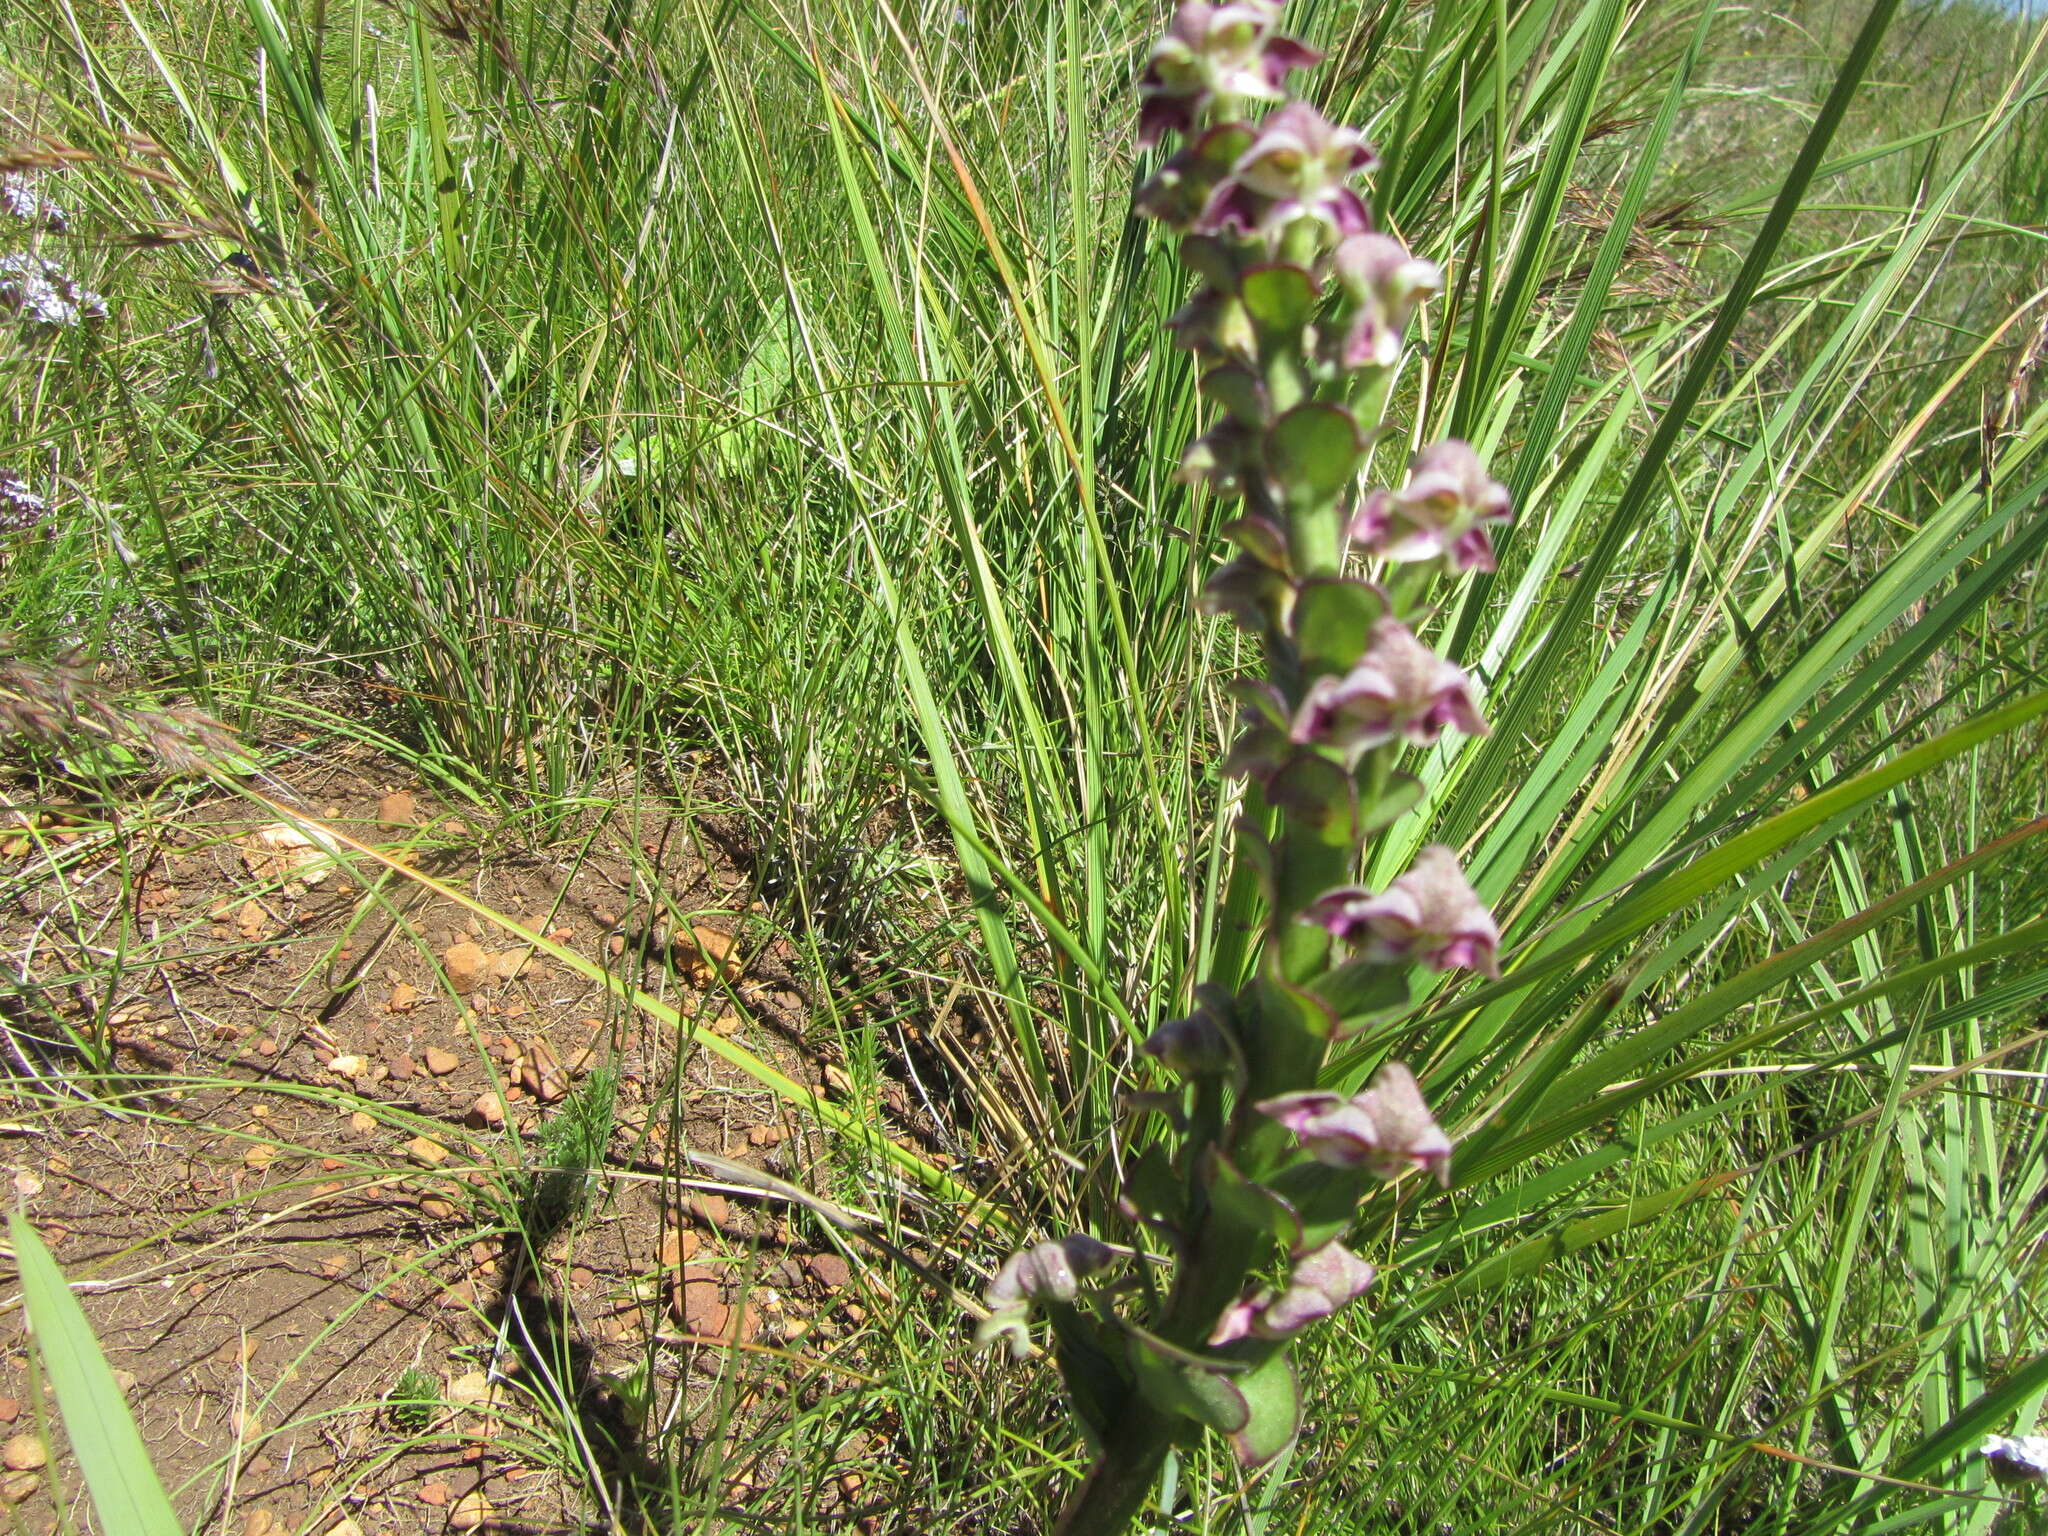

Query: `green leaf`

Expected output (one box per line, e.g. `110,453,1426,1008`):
1127,1331,1250,1434
1265,404,1365,510
1293,578,1387,675
1206,1148,1304,1252
1201,364,1267,425
8,1215,183,1536
1267,1162,1373,1255
1359,771,1425,834
1266,755,1359,848
1240,263,1319,335
1310,960,1412,1039
1227,1349,1301,1468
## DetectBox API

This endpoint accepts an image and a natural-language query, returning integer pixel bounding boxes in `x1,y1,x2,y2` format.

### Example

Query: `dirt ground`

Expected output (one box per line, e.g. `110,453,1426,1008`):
0,736,911,1535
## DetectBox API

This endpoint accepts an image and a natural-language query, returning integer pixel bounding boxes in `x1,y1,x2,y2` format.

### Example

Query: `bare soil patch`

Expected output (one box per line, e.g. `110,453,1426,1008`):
0,739,900,1534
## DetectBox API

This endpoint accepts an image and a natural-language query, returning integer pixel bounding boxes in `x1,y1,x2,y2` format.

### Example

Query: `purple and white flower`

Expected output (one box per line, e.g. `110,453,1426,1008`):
1,174,68,232
974,1234,1119,1359
0,470,50,534
1291,618,1486,761
1301,844,1501,978
1200,102,1378,243
1138,1,1321,148
1209,1240,1377,1343
1350,440,1512,573
0,252,106,330
1983,1434,2048,1486
1256,1063,1452,1184
1330,232,1441,369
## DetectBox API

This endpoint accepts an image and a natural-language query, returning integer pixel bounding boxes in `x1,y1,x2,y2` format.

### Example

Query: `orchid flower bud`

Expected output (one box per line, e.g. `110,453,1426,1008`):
1300,844,1502,979
974,1234,1119,1360
1330,233,1442,369
1140,987,1238,1076
1209,1240,1378,1343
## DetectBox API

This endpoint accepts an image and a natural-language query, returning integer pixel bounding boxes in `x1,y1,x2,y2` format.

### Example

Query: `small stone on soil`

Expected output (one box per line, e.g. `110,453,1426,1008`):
417,1481,450,1506
406,1136,451,1166
348,1112,376,1133
2,1471,38,1503
442,940,487,993
449,1492,494,1531
1,1434,46,1471
447,1370,491,1405
424,1047,460,1076
805,1254,852,1291
466,1093,505,1130
387,1052,417,1079
0,1398,17,1424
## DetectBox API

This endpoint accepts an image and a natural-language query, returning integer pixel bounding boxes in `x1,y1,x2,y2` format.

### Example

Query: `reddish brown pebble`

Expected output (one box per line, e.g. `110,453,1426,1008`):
256,1038,278,1056
424,1048,460,1076
804,1254,852,1291
0,1398,17,1425
466,1093,505,1130
690,1193,730,1227
417,1482,449,1507
442,940,486,993
676,1270,729,1337
388,1052,417,1079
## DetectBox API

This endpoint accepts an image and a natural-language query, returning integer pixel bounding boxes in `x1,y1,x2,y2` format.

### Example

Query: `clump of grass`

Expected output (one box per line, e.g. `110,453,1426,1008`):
521,1062,618,1241
384,1366,441,1434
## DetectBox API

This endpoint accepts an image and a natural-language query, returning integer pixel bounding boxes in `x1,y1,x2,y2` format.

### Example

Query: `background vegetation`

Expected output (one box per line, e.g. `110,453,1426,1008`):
3,0,2047,1529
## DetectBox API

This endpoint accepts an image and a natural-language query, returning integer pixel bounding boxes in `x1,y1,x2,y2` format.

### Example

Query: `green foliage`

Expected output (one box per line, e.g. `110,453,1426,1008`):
385,1366,442,1434
3,0,2047,1528
7,1215,183,1536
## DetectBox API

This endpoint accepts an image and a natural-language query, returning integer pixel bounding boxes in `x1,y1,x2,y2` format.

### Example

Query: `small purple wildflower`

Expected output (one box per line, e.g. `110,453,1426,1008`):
1209,1240,1377,1343
1290,618,1487,761
1201,102,1378,243
1330,232,1441,369
1350,440,1512,573
0,471,50,535
1256,1063,1452,1184
0,253,107,330
1137,1,1321,148
975,1235,1119,1359
1300,844,1501,978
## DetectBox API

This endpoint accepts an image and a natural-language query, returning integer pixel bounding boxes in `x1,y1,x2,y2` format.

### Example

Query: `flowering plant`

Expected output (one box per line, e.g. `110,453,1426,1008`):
972,7,1515,1529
